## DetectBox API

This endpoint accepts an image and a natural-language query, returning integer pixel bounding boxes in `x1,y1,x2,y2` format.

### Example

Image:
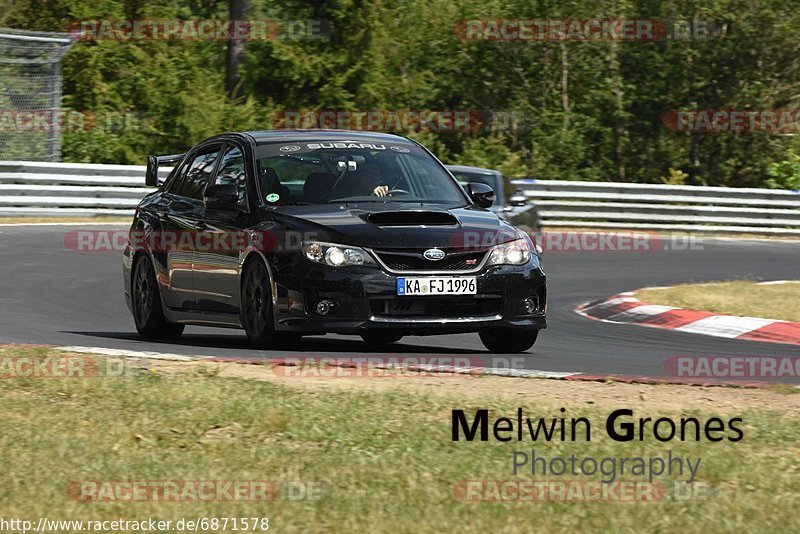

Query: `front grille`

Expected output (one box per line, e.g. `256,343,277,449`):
370,296,502,318
374,249,487,271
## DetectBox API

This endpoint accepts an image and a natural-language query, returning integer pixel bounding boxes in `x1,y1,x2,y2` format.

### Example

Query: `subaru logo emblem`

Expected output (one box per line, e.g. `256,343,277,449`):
279,145,301,152
423,248,446,261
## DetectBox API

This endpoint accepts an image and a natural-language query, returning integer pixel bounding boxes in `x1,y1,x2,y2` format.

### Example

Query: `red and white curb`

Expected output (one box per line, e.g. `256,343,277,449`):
0,343,789,388
576,285,800,346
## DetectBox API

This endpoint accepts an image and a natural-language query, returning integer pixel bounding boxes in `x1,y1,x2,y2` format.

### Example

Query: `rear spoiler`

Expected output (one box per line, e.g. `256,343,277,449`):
146,153,184,187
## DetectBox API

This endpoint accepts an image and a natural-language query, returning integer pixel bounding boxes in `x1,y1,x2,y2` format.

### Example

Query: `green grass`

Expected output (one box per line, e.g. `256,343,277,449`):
1,348,799,533
637,280,800,322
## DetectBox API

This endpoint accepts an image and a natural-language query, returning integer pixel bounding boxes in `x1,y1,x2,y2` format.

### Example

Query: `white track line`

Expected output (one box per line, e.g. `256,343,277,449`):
637,286,675,291
54,344,579,379
58,345,199,361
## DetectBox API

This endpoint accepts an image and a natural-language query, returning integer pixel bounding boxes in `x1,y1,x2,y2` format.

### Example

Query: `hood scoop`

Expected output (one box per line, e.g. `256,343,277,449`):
366,210,459,227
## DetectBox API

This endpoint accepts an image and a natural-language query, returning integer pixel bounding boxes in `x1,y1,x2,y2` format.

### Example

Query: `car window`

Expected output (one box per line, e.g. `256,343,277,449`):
164,159,188,195
257,155,323,202
214,145,247,204
181,145,222,200
253,142,466,205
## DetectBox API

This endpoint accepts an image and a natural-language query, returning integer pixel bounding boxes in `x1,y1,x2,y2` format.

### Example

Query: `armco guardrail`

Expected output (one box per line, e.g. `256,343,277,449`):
513,179,800,236
1,161,799,235
0,160,157,217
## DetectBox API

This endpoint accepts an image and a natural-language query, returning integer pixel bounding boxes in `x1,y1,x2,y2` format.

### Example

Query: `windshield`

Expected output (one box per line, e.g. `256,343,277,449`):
254,140,467,205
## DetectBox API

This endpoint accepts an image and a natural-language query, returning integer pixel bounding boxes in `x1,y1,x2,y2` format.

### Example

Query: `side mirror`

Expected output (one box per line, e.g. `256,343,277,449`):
509,189,528,207
204,184,240,210
467,182,494,208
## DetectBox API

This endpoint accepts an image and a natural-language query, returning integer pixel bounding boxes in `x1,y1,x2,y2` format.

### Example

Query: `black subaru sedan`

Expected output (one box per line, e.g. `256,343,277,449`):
122,130,546,352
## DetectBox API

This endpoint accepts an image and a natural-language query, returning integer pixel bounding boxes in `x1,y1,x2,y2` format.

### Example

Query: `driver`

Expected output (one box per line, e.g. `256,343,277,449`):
345,159,389,197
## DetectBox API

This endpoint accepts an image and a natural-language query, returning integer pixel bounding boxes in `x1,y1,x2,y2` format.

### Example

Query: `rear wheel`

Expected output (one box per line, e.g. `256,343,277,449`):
132,255,184,339
479,329,538,353
360,332,404,345
241,259,276,347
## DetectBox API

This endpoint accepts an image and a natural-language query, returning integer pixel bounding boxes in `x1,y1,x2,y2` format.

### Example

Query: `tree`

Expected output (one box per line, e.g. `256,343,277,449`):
225,0,248,99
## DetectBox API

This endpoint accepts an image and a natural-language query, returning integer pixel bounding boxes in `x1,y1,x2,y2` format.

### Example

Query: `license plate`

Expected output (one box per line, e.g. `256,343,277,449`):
397,277,477,296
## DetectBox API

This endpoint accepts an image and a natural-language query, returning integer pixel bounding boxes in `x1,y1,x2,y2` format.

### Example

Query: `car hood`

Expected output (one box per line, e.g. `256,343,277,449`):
263,202,520,250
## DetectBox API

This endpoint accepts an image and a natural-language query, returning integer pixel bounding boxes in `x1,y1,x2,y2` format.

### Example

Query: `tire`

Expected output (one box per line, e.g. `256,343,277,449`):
132,255,185,339
479,329,538,353
360,332,403,345
241,258,276,347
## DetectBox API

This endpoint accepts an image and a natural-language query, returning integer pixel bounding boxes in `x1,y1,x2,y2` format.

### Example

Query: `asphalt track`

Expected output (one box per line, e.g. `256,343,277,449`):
0,224,798,379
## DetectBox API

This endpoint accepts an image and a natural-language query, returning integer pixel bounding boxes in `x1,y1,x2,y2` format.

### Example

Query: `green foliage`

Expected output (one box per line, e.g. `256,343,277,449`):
4,0,800,188
456,136,522,178
766,152,800,190
661,168,690,185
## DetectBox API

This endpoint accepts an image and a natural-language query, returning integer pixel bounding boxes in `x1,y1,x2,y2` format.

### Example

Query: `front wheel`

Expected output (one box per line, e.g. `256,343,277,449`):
241,259,276,347
479,329,538,353
132,255,184,339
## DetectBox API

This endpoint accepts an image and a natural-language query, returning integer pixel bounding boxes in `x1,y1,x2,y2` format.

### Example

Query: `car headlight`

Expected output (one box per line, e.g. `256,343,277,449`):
303,242,377,267
486,238,531,266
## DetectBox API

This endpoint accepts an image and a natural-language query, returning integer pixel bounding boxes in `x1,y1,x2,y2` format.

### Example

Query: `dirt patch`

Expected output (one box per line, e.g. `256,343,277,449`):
138,358,800,416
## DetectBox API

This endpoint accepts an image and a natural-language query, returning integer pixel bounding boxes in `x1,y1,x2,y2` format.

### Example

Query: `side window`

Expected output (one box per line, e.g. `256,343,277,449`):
214,145,247,203
181,146,222,200
165,160,189,194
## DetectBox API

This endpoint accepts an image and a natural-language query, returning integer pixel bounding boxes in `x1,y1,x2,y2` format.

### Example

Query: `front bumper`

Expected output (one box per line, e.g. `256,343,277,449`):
272,256,547,336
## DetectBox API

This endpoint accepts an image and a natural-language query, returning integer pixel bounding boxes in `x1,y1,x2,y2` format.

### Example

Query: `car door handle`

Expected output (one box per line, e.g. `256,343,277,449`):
193,221,208,231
